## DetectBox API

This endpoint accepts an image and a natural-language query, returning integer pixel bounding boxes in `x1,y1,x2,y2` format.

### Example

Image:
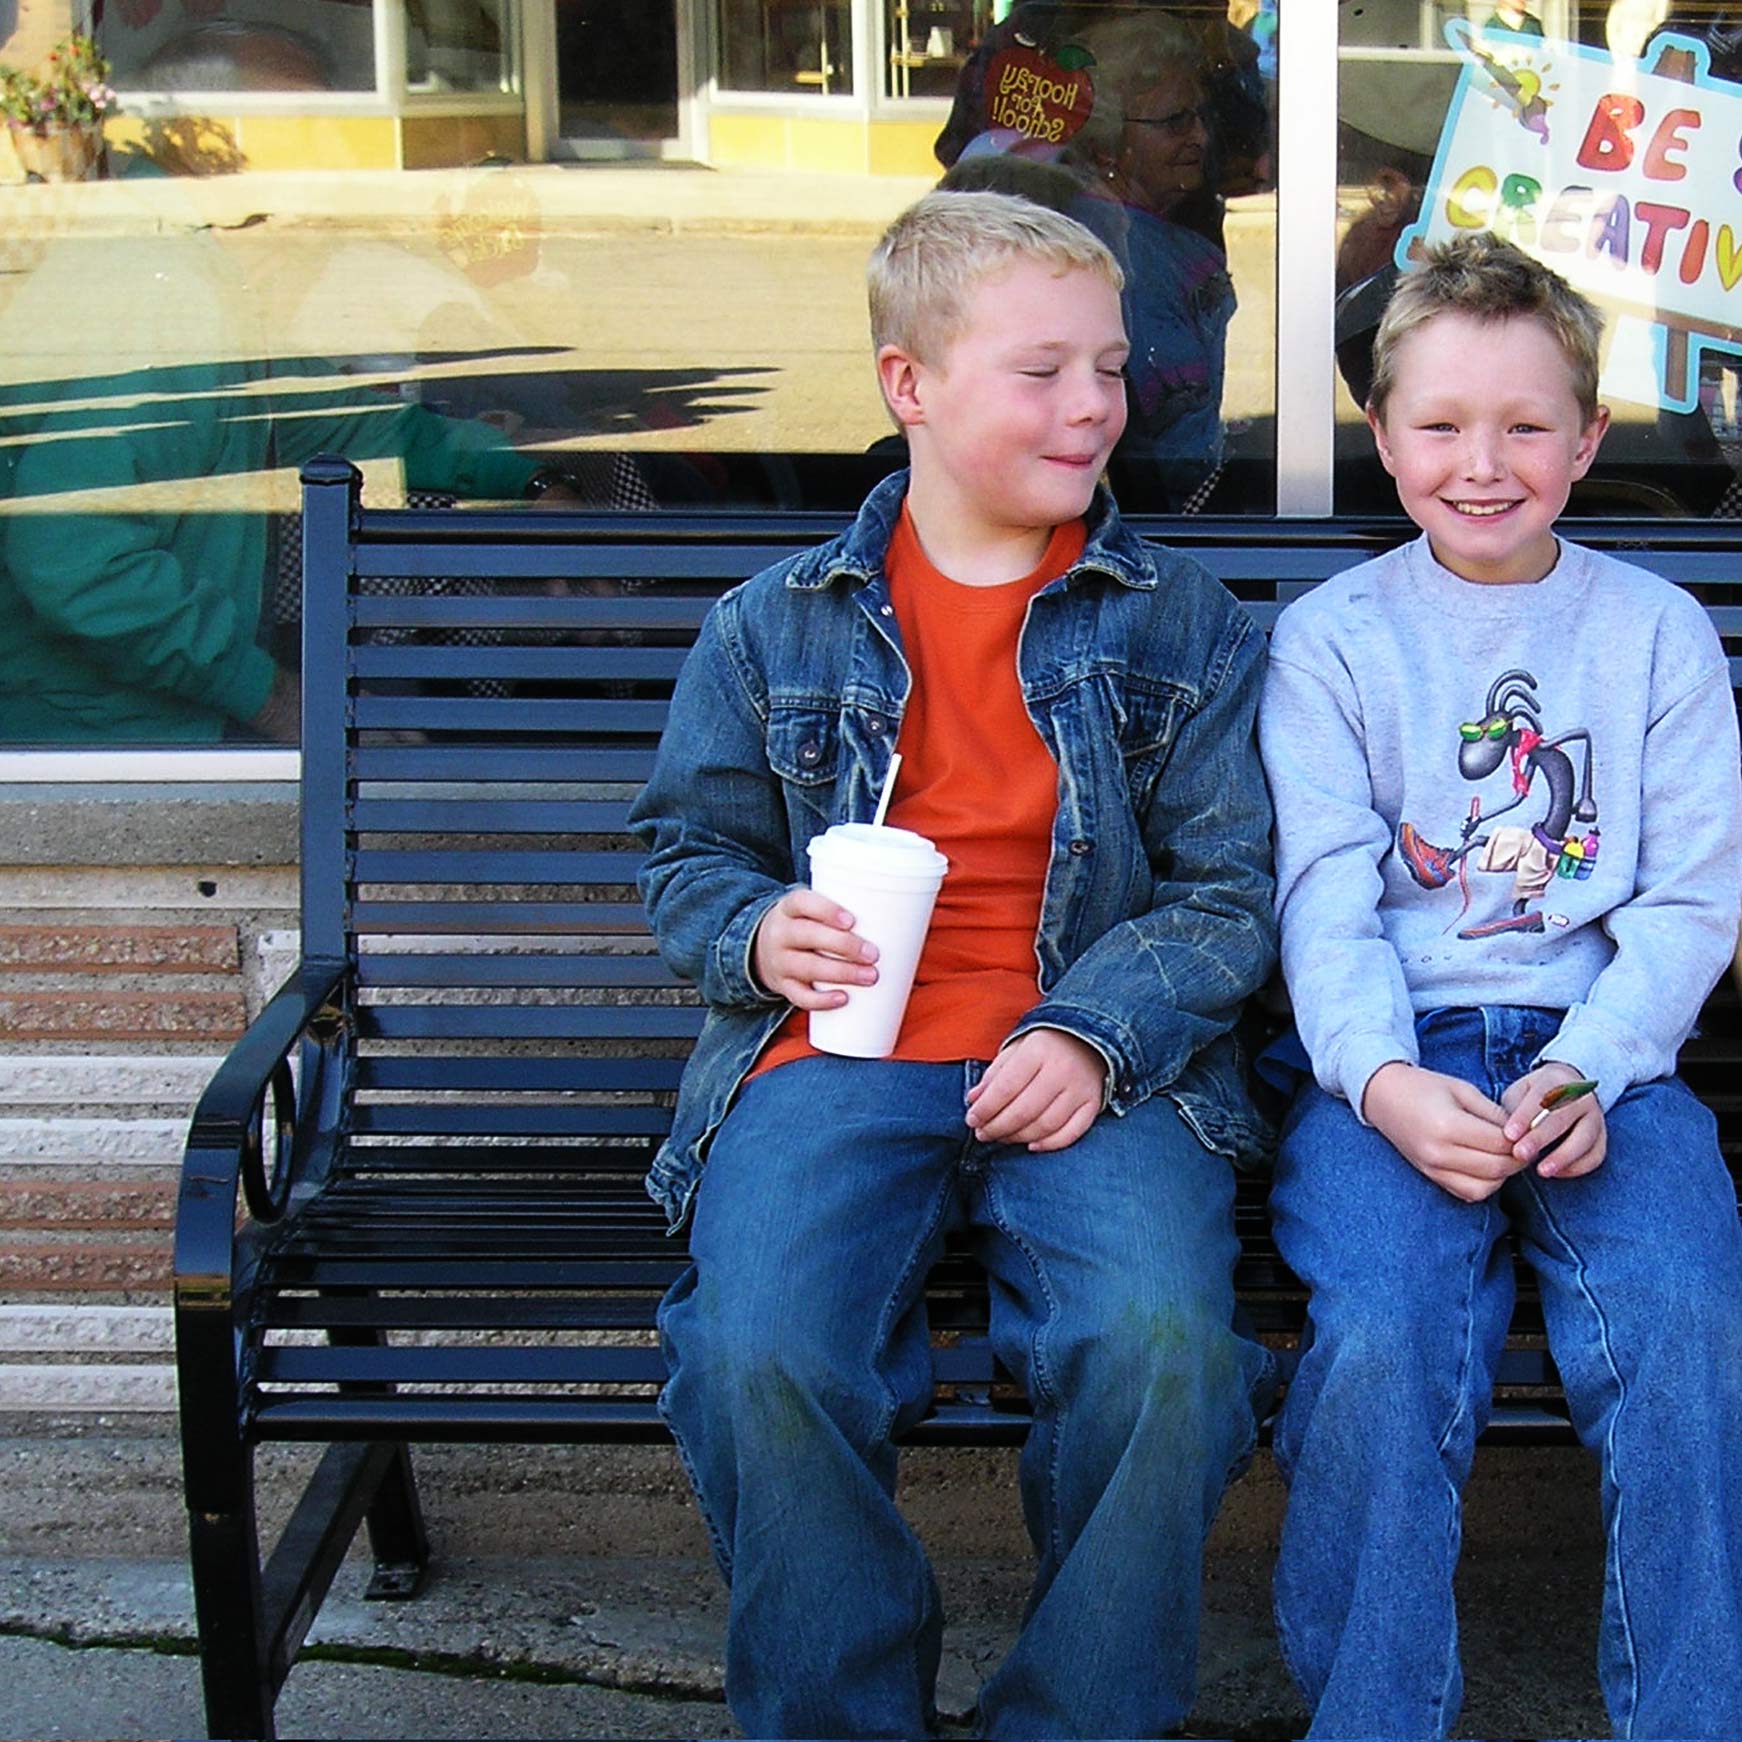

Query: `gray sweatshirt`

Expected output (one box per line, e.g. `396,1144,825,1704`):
1259,534,1742,1116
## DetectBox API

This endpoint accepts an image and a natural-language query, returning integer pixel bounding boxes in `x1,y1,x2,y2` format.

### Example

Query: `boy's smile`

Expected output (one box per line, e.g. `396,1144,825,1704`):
1367,310,1608,585
880,258,1129,583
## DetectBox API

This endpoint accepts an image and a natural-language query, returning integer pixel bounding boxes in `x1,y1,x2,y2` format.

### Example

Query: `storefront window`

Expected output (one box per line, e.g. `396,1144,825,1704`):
886,1,982,99
0,0,1282,754
1335,0,1742,516
717,0,854,95
100,1,375,92
407,0,513,94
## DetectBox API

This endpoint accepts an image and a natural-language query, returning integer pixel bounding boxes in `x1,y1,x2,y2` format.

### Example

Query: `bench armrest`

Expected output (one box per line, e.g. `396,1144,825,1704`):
176,958,347,1304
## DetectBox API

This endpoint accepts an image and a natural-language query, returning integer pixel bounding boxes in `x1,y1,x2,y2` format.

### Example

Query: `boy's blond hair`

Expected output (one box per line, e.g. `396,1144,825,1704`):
1368,232,1603,421
867,189,1123,365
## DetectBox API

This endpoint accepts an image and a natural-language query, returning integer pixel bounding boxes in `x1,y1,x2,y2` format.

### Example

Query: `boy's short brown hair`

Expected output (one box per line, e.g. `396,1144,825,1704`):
867,189,1122,365
1368,232,1603,422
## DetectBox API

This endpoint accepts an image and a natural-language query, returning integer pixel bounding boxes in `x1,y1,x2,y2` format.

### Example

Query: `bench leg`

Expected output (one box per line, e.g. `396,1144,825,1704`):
363,1442,430,1600
187,1490,277,1740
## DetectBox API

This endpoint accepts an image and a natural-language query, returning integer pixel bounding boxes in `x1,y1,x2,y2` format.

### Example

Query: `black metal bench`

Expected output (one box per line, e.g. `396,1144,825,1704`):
174,455,1742,1738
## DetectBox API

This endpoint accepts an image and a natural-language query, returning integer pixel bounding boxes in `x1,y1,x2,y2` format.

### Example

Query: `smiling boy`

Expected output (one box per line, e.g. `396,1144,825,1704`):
1258,233,1742,1738
631,191,1278,1739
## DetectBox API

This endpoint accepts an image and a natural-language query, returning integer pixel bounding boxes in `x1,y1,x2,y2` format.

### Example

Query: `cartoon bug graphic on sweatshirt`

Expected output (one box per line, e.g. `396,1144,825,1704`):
1397,667,1600,940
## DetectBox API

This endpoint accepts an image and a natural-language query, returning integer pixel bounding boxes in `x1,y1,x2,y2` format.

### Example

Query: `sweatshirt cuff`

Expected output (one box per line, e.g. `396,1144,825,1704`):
1330,1031,1418,1126
1537,1016,1637,1112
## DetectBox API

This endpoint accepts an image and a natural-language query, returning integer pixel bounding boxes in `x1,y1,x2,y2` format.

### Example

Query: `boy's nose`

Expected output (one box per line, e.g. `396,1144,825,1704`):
1461,434,1504,479
1067,372,1118,424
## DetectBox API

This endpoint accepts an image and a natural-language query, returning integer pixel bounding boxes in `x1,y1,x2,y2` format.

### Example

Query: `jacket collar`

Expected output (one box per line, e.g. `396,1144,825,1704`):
784,468,1160,594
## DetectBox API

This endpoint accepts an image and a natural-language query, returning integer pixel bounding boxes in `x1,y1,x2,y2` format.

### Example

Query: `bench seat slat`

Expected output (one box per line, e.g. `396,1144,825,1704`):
351,901,652,934
354,1005,703,1040
351,1105,674,1137
353,647,690,681
353,547,811,585
355,1057,685,1091
353,697,669,733
351,799,638,834
353,849,644,884
332,1147,666,1175
352,747,657,781
355,954,679,989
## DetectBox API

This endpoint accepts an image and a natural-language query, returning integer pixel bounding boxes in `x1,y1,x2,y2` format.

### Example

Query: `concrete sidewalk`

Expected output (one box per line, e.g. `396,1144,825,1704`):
0,1419,1617,1740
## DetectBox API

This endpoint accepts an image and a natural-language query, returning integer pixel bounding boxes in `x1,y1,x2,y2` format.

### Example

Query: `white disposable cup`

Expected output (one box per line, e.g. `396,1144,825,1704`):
805,822,948,1058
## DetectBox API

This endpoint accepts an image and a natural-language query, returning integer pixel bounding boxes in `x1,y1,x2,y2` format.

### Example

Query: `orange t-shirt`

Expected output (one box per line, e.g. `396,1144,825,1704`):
753,505,1083,1076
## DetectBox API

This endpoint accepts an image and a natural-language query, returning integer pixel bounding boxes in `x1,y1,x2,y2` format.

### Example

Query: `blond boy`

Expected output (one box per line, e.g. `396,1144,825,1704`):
1260,233,1742,1739
631,191,1277,1738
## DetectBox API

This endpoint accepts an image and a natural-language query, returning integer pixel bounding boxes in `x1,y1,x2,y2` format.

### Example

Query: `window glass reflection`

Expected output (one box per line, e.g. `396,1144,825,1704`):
1336,0,1742,518
887,1,980,98
100,2,375,92
718,0,855,94
407,0,512,94
0,2,1283,751
934,1,1276,512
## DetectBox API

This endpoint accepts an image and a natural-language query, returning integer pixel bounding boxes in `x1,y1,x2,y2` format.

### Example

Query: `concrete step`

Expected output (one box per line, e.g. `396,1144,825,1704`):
0,1055,224,1107
0,1305,171,1353
0,1118,191,1166
0,1305,174,1413
0,1363,174,1411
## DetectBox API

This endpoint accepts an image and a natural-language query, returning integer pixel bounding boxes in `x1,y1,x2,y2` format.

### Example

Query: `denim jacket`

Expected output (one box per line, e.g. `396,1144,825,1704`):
630,471,1276,1229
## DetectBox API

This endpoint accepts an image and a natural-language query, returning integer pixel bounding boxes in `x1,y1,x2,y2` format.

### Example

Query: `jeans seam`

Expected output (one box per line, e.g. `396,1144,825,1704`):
868,1167,960,1450
1524,1176,1642,1737
980,1164,1065,1567
1424,1197,1496,1730
655,1359,736,1579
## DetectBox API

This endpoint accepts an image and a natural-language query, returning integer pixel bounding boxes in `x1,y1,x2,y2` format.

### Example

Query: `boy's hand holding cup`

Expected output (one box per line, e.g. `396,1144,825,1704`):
752,887,882,1010
758,751,951,1059
803,820,947,1057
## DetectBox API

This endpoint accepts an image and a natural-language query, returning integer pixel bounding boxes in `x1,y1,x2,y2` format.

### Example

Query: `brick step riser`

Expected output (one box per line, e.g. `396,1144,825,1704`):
0,1181,176,1231
0,924,240,973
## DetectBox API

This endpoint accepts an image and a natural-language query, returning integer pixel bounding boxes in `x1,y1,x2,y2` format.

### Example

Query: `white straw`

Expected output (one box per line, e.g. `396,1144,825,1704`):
871,751,902,828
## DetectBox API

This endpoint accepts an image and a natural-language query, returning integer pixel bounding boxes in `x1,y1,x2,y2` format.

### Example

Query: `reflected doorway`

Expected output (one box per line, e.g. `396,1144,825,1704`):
556,0,681,150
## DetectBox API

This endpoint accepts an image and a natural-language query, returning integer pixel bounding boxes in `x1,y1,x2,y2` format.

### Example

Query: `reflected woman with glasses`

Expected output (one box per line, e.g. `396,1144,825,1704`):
1067,11,1237,510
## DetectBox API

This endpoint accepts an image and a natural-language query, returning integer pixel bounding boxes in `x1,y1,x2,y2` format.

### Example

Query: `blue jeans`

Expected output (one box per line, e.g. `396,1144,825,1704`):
1270,1006,1742,1740
658,1055,1275,1740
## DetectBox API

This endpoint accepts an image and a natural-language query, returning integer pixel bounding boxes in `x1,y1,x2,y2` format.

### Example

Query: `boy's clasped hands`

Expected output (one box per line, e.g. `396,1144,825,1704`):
1362,1057,1607,1201
754,887,1105,1152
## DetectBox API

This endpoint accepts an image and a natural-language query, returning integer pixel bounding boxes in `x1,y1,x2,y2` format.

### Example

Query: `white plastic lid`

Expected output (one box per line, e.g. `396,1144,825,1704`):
808,822,948,880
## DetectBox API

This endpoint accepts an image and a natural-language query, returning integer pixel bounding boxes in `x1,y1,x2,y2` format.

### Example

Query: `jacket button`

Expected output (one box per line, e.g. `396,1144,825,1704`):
866,716,885,736
798,741,823,766
880,604,894,617
1068,838,1092,856
1118,1080,1134,1098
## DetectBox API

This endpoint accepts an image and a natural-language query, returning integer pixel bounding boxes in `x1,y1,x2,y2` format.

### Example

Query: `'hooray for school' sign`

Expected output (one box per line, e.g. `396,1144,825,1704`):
1401,20,1742,411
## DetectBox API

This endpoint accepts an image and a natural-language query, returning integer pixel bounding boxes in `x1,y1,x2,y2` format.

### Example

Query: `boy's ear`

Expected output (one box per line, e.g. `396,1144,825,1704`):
1571,404,1610,479
876,343,928,430
1365,403,1399,477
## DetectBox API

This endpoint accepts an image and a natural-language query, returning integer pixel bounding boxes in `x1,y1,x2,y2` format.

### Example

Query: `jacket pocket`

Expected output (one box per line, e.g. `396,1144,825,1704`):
1118,683,1187,808
766,705,839,786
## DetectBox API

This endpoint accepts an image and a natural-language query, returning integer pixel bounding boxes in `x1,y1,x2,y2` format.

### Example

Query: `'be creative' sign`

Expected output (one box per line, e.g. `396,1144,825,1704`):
1401,20,1742,411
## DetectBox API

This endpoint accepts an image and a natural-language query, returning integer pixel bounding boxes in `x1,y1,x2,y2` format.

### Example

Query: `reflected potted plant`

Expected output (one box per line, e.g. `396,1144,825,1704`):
1,34,118,182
